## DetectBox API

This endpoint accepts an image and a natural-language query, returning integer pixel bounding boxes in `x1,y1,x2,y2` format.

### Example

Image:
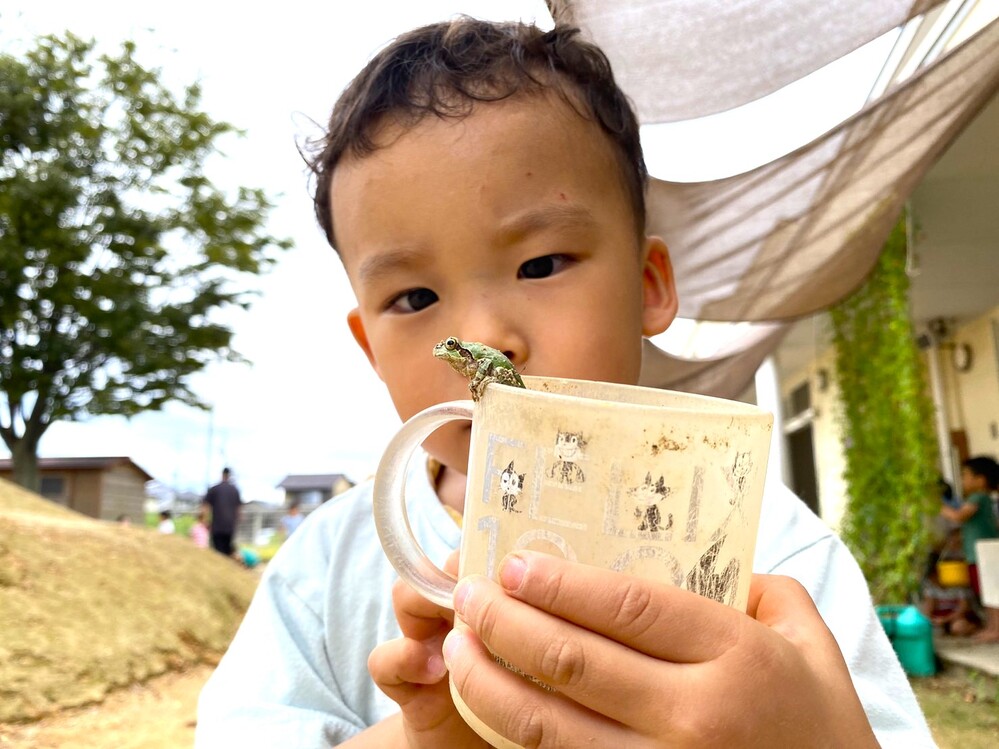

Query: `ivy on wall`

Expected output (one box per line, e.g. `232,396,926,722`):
829,214,939,603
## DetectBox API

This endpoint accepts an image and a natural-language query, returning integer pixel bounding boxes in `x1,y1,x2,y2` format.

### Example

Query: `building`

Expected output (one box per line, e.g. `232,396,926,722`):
277,473,354,509
772,90,999,529
0,456,154,524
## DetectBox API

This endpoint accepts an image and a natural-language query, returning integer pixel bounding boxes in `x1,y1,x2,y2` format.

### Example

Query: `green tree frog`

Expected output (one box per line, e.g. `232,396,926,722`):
432,336,526,401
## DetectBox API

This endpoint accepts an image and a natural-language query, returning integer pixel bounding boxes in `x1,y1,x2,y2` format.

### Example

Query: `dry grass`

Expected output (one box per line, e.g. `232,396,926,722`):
0,665,211,749
912,671,999,749
0,478,258,723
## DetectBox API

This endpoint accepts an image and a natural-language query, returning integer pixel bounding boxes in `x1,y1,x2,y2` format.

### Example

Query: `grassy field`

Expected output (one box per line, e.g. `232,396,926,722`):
0,478,258,723
912,670,999,749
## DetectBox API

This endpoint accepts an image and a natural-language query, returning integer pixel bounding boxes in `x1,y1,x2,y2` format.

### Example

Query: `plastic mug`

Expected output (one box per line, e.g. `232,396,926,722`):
373,375,773,747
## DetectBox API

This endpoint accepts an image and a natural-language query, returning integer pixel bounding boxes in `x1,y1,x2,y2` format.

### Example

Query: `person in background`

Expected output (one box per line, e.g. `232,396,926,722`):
203,467,242,556
919,541,980,637
941,456,999,643
280,499,305,538
191,505,210,549
157,509,175,534
939,477,960,509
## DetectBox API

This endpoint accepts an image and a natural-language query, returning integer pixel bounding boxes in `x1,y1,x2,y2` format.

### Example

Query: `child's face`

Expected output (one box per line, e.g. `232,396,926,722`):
961,467,985,495
333,95,677,472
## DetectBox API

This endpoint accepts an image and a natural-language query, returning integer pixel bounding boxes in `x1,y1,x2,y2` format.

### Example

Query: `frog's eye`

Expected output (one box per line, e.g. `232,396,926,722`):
445,337,458,350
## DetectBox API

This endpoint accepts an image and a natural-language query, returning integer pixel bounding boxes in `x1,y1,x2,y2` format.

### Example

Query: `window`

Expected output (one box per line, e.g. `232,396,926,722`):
39,476,65,498
787,381,811,417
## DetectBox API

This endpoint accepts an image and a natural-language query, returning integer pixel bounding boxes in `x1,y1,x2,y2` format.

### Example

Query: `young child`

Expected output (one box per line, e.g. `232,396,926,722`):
191,505,210,549
940,456,999,642
156,509,175,534
196,19,933,747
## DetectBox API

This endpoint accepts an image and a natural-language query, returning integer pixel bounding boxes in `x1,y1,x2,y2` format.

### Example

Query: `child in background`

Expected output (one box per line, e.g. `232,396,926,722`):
941,455,999,642
191,505,210,549
156,509,174,534
920,540,980,637
280,499,304,538
197,18,933,747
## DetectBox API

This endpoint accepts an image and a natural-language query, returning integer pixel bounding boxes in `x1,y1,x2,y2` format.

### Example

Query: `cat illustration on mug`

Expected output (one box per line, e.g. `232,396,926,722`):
498,460,525,513
547,429,587,485
630,472,673,533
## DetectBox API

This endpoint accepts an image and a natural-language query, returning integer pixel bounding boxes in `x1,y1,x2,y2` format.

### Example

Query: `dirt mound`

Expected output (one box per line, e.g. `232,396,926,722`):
0,478,257,723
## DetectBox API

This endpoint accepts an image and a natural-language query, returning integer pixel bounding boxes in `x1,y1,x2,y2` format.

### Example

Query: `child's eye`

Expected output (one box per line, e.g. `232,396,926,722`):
386,287,438,313
518,254,572,280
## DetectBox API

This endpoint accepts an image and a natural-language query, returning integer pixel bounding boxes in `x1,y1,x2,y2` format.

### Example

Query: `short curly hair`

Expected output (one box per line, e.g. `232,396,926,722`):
963,456,999,491
306,17,646,250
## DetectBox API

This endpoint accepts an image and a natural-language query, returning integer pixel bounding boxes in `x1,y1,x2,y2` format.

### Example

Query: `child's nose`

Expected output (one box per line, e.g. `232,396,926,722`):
457,294,528,366
458,327,526,367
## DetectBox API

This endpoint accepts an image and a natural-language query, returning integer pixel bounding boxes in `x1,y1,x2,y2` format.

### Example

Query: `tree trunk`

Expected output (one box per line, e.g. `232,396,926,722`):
10,439,40,493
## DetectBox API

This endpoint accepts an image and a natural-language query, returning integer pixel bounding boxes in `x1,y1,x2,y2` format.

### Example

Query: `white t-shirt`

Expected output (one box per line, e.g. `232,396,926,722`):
196,454,934,747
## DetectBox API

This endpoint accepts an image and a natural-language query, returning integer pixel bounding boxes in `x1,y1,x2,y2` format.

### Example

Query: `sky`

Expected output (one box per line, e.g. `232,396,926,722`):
0,1,891,503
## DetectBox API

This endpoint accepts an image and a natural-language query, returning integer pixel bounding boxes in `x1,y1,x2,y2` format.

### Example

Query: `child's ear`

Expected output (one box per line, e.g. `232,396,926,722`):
640,236,679,336
347,309,382,379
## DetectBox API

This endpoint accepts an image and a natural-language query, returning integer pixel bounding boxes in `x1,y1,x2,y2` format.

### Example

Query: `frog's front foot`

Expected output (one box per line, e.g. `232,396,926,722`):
468,377,492,402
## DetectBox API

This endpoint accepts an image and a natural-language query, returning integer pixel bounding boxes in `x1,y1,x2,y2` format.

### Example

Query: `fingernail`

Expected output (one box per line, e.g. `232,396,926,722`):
500,554,527,592
427,653,447,679
454,578,471,615
442,630,464,667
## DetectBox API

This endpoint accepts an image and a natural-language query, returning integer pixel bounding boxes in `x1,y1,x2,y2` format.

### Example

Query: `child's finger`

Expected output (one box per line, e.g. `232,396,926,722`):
368,637,476,742
443,626,633,749
493,551,744,662
454,574,692,728
392,577,455,640
368,637,448,698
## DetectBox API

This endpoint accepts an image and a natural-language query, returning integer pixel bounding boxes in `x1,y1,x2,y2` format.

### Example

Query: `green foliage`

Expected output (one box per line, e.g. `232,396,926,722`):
830,214,939,603
0,33,291,488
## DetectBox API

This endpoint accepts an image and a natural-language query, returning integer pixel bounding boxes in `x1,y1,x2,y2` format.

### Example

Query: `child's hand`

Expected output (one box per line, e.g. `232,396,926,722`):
444,551,879,748
367,552,488,749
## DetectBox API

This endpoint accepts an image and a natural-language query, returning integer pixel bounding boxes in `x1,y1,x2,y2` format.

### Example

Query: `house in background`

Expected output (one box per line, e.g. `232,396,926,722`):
770,91,999,529
234,474,355,546
0,456,153,524
277,473,354,510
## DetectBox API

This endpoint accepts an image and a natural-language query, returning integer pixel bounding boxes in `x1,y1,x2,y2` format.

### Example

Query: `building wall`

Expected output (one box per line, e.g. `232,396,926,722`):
810,347,849,531
69,471,102,517
0,463,148,522
950,305,999,461
99,464,147,522
781,305,999,527
778,346,849,531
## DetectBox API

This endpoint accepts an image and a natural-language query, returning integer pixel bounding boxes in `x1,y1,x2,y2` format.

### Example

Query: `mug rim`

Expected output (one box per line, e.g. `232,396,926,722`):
476,375,773,421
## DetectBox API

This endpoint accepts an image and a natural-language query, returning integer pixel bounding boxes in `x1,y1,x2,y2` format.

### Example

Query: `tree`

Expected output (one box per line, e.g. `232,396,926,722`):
830,214,939,603
0,33,291,491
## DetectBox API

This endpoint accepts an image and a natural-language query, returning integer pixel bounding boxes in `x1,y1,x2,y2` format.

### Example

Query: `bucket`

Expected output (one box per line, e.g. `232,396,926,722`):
936,560,970,588
875,604,936,677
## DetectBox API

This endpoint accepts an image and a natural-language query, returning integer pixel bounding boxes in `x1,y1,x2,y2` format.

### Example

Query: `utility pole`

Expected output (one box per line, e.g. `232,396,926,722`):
205,406,214,489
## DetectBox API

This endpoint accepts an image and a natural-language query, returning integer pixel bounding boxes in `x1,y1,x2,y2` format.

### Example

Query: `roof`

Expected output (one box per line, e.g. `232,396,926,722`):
277,474,349,491
0,456,155,482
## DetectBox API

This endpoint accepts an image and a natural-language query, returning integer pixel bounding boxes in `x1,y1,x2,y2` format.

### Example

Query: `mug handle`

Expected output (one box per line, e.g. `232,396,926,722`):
373,400,474,609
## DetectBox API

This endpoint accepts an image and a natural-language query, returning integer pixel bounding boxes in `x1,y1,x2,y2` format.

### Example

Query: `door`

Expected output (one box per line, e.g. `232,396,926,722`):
787,425,820,516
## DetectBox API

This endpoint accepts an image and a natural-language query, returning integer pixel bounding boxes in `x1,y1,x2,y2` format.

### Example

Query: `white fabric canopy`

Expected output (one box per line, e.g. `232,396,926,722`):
651,16,999,322
548,0,946,122
639,328,788,399
557,1,999,396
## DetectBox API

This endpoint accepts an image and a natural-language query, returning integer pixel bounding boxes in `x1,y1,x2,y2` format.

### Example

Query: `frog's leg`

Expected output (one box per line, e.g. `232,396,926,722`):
468,359,496,401
469,359,493,390
493,368,523,389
